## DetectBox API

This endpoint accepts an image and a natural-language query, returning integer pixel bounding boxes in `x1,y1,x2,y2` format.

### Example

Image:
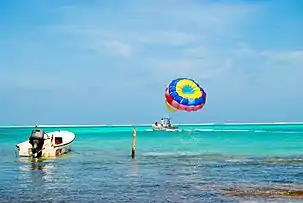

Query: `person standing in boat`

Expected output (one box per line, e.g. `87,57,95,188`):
160,118,164,127
167,120,171,128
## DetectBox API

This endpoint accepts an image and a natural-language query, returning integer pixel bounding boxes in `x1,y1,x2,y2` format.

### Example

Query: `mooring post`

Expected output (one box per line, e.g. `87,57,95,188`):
131,127,137,159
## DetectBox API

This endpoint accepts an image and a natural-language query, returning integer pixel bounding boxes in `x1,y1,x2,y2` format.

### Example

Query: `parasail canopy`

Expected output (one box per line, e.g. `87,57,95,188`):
165,77,206,112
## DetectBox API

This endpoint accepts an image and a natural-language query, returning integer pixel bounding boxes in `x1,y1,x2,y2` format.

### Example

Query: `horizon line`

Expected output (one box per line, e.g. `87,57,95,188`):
1,121,303,128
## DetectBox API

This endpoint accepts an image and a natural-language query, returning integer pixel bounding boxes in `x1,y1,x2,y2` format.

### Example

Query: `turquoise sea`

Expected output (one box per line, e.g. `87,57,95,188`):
1,123,303,202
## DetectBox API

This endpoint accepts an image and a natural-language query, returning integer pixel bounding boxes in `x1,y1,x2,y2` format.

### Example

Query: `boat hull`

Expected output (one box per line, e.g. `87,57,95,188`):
151,125,180,132
16,131,75,158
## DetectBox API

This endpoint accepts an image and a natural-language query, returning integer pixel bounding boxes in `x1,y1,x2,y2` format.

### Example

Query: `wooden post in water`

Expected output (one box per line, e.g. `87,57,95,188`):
131,127,137,159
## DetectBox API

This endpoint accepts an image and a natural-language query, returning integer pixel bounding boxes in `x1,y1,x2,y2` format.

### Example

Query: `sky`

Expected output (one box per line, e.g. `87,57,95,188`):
0,0,302,125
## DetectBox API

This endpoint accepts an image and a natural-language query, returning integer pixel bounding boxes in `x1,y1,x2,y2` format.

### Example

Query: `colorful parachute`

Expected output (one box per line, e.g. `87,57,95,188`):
165,78,206,112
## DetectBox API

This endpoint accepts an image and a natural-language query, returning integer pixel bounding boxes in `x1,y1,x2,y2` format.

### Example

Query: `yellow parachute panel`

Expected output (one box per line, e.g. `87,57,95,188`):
166,101,178,112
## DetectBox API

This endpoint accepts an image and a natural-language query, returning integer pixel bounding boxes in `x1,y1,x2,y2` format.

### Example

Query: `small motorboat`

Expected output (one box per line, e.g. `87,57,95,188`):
16,126,76,158
151,117,180,132
152,126,180,132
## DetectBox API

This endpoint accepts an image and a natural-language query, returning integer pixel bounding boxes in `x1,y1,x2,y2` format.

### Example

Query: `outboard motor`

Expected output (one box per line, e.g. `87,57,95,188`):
29,129,45,158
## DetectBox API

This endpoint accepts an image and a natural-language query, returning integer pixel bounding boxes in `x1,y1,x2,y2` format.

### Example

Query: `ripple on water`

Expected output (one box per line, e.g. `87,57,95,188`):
0,153,303,202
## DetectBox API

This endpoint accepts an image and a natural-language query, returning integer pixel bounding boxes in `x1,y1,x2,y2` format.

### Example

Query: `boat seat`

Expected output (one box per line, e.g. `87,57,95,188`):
54,137,63,145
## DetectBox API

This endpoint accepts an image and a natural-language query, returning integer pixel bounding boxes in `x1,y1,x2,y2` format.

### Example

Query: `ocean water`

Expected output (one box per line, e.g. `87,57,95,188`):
1,123,303,202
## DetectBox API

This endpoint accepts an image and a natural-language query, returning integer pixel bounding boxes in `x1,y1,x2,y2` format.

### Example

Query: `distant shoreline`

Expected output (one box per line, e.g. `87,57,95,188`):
1,122,303,128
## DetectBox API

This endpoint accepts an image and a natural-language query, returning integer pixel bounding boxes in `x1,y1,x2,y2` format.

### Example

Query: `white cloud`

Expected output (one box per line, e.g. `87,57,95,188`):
104,40,132,57
137,30,200,46
41,1,259,52
261,50,303,66
4,72,79,92
130,1,259,32
141,43,303,102
143,56,231,88
184,46,210,59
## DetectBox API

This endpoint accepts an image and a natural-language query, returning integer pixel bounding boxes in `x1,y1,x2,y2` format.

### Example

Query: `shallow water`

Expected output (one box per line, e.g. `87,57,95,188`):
1,124,303,202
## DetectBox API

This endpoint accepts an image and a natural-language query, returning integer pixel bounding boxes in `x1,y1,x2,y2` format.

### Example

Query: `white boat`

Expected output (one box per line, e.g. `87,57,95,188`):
16,127,76,158
152,126,180,132
151,117,180,132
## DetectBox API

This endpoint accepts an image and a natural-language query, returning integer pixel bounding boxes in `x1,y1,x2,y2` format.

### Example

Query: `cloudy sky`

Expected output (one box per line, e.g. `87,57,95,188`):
0,0,302,125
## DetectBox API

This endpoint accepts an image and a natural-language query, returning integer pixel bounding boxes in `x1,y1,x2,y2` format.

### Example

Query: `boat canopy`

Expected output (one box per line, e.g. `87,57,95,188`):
161,117,172,121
